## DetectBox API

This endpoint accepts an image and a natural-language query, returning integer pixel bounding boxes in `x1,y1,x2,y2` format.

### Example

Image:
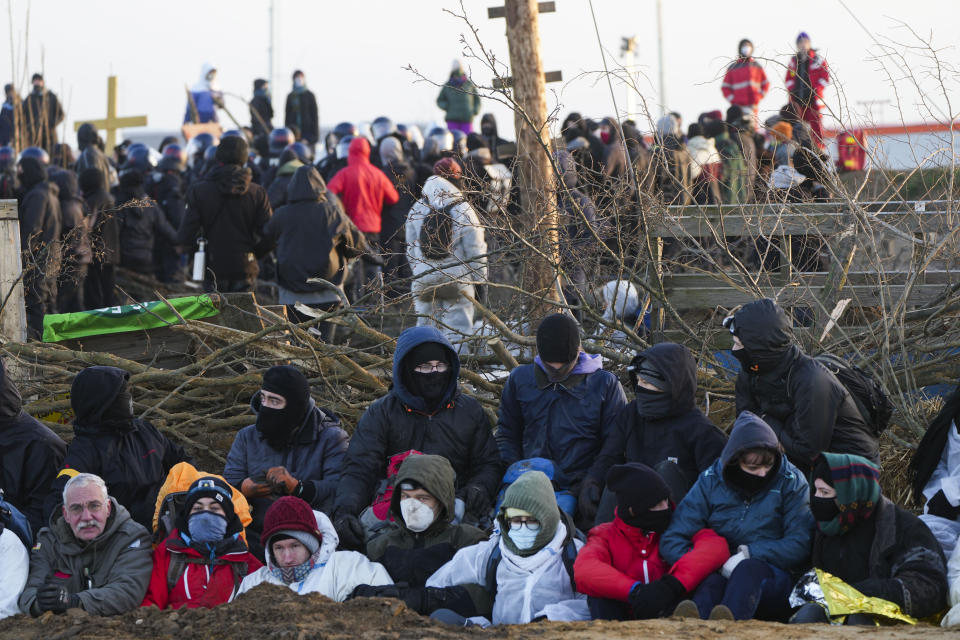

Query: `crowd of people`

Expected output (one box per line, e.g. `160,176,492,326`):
2,298,960,627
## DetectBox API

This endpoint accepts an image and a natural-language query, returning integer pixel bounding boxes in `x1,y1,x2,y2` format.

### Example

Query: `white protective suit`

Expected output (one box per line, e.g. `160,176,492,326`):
426,521,588,625
0,528,28,618
921,419,960,558
235,510,392,601
406,175,488,350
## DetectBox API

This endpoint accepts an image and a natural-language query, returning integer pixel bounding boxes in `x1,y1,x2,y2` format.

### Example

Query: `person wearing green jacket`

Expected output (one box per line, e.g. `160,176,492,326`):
437,60,481,134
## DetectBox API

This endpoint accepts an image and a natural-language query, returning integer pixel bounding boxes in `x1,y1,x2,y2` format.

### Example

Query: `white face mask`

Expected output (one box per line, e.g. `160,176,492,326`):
507,526,539,550
740,46,752,57
400,498,436,533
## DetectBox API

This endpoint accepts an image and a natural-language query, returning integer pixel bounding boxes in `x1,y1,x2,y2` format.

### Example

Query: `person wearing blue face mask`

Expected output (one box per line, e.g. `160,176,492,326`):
142,476,262,609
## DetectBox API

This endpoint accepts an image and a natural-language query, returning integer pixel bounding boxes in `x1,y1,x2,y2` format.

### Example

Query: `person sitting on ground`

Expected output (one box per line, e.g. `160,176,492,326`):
235,496,392,600
426,470,588,625
20,473,153,616
46,366,191,531
726,298,878,473
0,356,66,533
790,452,947,625
0,499,29,619
332,326,501,550
350,454,489,615
660,411,814,621
944,536,960,627
574,463,729,620
142,476,262,609
591,343,727,522
496,313,627,527
224,365,348,558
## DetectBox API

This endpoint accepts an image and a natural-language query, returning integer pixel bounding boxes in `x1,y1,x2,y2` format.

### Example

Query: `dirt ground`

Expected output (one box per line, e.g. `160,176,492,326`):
0,583,953,640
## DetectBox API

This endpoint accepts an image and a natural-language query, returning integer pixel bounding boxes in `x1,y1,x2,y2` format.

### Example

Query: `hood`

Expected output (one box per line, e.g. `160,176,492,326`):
634,343,697,416
49,168,80,200
209,163,252,196
276,159,305,177
77,123,98,149
379,136,405,166
719,411,780,468
347,137,371,165
421,174,463,210
391,326,460,412
70,366,131,434
554,150,578,189
601,117,622,143
480,113,498,137
50,497,132,552
731,298,794,356
655,114,681,141
192,62,218,92
286,165,327,203
389,454,456,530
0,357,23,420
264,509,338,572
18,157,47,190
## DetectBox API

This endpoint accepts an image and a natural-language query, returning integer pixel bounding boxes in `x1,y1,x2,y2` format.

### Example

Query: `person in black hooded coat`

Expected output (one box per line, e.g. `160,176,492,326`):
44,366,191,530
728,298,878,473
78,167,118,309
178,136,273,292
591,343,727,523
479,113,511,163
0,356,66,533
49,169,91,312
17,155,61,338
115,170,178,275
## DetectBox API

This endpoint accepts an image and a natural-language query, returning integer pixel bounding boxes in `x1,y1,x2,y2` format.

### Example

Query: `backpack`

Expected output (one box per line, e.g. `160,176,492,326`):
809,353,894,435
152,462,252,544
370,449,424,522
418,199,462,260
483,537,580,597
0,490,33,549
166,552,248,595
494,458,577,517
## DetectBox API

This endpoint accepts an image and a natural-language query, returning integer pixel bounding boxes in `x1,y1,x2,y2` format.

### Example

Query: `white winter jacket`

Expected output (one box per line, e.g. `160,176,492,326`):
406,175,488,296
686,136,720,180
426,521,589,625
234,511,392,602
943,540,960,627
0,528,28,619
921,419,960,559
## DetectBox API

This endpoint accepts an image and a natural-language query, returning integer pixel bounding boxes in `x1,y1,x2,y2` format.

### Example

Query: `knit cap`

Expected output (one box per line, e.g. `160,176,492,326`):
812,452,881,536
499,470,560,556
262,496,322,556
771,121,793,143
216,135,248,166
536,313,581,363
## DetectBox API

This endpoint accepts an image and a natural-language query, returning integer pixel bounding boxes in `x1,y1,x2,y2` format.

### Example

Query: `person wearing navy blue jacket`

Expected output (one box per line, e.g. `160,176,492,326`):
660,410,814,621
496,313,627,525
332,326,502,551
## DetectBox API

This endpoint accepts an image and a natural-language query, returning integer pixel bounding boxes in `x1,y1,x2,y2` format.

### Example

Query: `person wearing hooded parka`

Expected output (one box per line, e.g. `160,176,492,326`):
44,366,191,531
660,411,814,621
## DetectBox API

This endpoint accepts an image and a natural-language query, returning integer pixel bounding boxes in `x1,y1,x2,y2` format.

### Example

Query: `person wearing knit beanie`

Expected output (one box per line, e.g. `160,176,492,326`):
215,135,248,166
498,470,561,557
262,496,323,560
536,313,581,377
178,476,240,539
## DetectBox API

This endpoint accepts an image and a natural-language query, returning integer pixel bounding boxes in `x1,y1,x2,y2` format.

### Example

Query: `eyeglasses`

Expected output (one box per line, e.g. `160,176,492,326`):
414,362,449,374
507,517,541,532
67,501,104,516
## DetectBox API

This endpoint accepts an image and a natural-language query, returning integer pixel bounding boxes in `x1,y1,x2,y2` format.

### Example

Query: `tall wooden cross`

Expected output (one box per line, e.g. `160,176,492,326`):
73,76,148,152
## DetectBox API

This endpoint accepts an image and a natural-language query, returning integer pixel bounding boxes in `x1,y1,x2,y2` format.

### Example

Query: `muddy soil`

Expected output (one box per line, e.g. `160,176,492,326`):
0,583,952,640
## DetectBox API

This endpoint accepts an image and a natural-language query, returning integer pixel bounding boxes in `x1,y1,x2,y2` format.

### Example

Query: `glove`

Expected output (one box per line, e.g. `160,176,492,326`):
627,575,686,619
577,476,602,524
240,477,273,499
721,550,748,578
360,252,384,267
350,584,403,600
266,466,299,495
926,490,960,520
462,485,489,520
333,514,365,551
37,584,79,614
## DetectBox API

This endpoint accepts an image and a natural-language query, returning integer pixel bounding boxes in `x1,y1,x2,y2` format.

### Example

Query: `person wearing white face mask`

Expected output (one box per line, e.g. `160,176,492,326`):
349,454,489,615
721,38,769,129
426,470,589,626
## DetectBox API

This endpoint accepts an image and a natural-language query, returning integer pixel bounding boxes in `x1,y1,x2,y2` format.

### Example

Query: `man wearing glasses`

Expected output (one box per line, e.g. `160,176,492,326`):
19,473,152,616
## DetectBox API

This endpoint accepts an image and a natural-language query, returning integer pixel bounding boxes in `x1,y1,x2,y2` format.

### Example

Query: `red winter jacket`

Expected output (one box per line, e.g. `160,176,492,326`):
785,51,830,109
722,57,769,107
326,137,399,233
142,530,262,609
573,514,729,602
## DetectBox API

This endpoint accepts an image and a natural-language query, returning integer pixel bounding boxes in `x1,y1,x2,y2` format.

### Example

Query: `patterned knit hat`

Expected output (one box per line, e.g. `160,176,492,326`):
812,452,881,536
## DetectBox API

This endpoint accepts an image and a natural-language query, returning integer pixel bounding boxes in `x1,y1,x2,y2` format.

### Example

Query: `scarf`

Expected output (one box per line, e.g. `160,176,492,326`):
814,452,881,536
269,545,324,585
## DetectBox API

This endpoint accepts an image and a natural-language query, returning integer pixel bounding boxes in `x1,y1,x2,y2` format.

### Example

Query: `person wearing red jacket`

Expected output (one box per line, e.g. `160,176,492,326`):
142,477,261,610
785,32,830,148
721,38,769,126
573,463,729,620
327,136,399,299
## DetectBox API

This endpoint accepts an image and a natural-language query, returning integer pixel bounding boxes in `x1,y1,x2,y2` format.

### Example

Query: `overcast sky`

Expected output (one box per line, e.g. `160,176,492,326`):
3,0,957,144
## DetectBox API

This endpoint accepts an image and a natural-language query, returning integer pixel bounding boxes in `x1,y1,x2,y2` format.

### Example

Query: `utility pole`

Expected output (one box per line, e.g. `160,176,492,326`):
621,36,638,121
269,0,276,113
503,0,561,312
655,0,666,114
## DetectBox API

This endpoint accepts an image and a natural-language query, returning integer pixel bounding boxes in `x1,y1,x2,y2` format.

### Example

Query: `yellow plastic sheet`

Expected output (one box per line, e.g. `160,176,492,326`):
817,569,916,625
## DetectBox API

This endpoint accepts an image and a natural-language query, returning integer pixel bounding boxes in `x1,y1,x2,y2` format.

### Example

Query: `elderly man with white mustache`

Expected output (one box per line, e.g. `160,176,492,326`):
19,473,152,616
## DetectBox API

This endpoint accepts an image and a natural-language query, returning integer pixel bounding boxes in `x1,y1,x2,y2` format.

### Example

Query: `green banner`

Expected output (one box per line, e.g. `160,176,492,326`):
43,295,219,342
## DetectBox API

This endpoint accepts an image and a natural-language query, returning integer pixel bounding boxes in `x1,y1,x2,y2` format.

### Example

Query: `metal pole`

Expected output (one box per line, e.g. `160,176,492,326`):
269,0,275,113
655,0,666,114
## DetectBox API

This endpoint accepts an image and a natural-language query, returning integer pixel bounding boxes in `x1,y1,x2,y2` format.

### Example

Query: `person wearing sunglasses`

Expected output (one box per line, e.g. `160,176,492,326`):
20,473,152,616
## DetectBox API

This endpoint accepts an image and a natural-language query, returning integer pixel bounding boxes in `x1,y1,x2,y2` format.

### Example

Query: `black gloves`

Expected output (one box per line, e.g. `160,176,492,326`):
360,252,385,267
349,584,460,616
577,476,602,524
462,485,490,520
926,490,960,520
333,514,365,552
36,583,80,614
627,575,686,619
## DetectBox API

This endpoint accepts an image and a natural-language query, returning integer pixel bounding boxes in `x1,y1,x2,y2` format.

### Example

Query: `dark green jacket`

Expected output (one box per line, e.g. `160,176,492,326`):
436,75,481,123
715,131,746,205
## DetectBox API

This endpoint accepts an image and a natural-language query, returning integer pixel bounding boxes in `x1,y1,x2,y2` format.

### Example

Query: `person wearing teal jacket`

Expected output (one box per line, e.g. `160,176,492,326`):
436,60,481,134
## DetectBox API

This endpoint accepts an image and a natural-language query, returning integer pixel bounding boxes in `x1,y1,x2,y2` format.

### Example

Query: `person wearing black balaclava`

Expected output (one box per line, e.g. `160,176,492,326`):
496,313,627,529
590,343,727,524
223,364,348,560
724,298,878,473
574,463,729,621
332,326,502,552
44,366,191,530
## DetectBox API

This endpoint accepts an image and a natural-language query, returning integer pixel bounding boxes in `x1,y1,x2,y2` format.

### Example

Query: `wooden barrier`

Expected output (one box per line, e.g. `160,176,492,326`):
0,200,26,343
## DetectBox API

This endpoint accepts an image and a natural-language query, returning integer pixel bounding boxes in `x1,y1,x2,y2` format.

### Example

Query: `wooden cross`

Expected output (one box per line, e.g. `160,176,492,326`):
73,76,148,152
489,2,562,89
